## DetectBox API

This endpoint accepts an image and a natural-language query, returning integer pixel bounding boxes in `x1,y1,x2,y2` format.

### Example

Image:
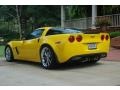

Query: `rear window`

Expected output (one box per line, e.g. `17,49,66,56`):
46,28,82,36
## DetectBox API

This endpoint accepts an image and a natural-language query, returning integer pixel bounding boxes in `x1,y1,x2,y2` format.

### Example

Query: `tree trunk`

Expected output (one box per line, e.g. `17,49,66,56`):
16,5,22,40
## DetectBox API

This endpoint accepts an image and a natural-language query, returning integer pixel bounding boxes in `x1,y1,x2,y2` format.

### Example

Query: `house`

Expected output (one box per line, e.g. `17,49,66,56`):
61,5,120,31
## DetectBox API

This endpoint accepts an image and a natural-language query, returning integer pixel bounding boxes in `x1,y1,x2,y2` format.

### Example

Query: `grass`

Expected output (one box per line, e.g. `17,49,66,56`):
0,45,5,57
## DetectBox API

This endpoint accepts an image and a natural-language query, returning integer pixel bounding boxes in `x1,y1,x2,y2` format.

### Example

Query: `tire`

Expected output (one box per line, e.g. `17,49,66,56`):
5,46,14,62
40,46,58,69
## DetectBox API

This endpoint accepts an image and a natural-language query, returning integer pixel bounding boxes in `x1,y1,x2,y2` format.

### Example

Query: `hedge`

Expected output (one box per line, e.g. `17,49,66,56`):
109,31,120,38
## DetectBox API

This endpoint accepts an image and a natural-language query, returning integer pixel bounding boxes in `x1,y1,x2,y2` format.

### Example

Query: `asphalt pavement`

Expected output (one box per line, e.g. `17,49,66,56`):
0,57,120,86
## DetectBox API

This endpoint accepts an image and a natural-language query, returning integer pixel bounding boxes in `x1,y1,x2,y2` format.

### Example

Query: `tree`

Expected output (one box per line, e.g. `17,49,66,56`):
65,5,91,20
16,5,22,40
0,5,61,39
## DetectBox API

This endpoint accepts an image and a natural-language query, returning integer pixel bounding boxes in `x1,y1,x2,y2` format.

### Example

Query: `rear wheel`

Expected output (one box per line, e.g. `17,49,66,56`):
40,46,58,69
5,46,14,62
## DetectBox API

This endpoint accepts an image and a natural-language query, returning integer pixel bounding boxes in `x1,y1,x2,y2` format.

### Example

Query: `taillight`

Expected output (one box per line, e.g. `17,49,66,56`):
68,35,75,43
106,35,109,40
76,35,82,42
101,35,105,41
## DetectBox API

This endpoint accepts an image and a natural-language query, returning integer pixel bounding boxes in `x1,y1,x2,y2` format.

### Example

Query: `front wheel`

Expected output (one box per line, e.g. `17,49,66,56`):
5,46,14,62
40,46,58,69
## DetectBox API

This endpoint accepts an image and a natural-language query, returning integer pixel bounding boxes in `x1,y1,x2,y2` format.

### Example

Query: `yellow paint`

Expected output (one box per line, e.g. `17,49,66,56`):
7,27,110,63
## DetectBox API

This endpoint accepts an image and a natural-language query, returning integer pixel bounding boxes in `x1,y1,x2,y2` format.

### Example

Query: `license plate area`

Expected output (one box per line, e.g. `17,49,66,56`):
88,43,97,50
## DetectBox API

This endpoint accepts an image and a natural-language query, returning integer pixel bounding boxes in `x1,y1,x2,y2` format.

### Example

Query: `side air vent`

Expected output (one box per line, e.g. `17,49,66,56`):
15,47,19,55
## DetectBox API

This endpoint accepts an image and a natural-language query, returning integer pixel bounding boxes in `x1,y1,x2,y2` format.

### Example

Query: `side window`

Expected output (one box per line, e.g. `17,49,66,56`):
46,29,63,36
25,29,44,40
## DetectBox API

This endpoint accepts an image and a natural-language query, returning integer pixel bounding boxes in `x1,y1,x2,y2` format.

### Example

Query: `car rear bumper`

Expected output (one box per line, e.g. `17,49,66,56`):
67,52,107,62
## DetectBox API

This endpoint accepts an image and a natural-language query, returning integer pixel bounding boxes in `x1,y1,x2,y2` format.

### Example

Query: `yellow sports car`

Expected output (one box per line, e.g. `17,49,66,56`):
5,27,110,69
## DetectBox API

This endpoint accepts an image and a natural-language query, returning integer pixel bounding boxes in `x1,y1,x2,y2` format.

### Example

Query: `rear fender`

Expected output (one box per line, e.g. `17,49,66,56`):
40,41,62,63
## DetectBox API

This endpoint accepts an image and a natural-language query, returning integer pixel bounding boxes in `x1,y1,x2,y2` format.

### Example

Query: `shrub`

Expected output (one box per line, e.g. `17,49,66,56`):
109,31,120,38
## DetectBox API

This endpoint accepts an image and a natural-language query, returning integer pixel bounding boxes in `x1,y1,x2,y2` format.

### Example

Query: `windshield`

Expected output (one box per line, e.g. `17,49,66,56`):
25,29,44,40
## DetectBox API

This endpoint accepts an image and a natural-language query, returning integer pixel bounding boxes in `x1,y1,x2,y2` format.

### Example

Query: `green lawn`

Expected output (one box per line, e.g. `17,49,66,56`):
0,45,5,57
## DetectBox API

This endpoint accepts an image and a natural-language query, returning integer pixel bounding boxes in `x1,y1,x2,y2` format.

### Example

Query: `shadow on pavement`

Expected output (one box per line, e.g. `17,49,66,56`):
54,61,102,70
11,59,103,70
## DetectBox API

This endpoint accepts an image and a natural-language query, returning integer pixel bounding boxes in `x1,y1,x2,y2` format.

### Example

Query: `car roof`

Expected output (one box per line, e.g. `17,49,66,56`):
36,27,82,31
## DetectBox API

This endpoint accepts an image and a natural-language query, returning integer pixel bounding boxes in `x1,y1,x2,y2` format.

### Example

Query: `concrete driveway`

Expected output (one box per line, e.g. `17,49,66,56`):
0,58,120,86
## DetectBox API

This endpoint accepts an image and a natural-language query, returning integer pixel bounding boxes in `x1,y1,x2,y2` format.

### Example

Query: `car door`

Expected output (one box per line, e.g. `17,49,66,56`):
18,29,44,61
